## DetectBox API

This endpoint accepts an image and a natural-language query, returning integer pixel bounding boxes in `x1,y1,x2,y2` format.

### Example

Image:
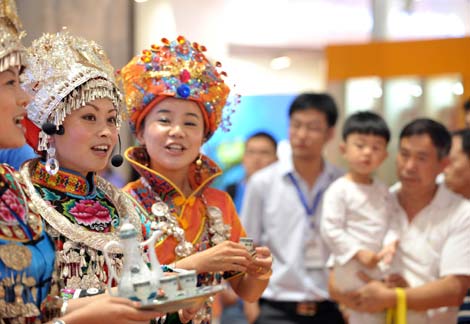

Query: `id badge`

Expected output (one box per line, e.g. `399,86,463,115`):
304,231,325,270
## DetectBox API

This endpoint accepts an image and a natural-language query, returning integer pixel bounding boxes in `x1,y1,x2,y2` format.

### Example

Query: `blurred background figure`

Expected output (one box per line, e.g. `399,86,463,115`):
446,128,470,324
445,129,470,200
225,131,278,212
220,131,277,324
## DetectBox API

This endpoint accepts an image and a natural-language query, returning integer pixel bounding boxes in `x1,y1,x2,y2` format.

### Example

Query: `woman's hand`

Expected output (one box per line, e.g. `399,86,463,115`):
246,246,272,280
181,240,252,273
61,295,163,324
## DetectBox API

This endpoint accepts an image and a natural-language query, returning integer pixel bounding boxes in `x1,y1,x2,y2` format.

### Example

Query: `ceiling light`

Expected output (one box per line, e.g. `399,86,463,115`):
270,56,291,70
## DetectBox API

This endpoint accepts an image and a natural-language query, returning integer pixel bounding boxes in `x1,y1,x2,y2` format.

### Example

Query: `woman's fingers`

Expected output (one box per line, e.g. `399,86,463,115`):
254,246,271,257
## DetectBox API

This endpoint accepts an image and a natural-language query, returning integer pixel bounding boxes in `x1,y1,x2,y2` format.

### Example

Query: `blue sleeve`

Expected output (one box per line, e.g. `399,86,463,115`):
0,144,37,169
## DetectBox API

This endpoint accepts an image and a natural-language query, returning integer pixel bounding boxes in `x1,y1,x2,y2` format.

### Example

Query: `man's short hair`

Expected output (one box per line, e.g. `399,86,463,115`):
399,118,451,159
288,93,338,128
452,129,470,159
246,131,277,150
342,111,390,143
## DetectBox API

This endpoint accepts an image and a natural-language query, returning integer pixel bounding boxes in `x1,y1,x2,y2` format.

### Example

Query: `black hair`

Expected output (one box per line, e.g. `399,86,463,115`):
342,111,390,143
464,98,470,112
246,131,277,150
399,118,451,159
288,93,338,128
452,128,470,159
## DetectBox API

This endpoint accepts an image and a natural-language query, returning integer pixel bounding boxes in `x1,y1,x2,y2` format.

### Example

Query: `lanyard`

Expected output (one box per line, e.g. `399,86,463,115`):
287,173,324,221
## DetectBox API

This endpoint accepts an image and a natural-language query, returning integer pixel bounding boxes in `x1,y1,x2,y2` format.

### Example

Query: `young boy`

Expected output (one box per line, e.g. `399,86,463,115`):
320,111,397,324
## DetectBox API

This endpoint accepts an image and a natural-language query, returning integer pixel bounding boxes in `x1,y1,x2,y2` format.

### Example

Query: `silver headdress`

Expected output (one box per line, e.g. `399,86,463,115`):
22,30,123,152
0,0,25,72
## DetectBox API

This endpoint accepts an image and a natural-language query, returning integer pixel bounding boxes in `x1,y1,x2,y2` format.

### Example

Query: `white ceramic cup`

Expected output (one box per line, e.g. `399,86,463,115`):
178,270,197,295
160,275,179,299
239,237,255,253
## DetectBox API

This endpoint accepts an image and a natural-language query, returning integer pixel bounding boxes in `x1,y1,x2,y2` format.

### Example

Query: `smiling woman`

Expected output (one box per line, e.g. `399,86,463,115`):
18,31,148,294
0,1,164,323
120,36,273,324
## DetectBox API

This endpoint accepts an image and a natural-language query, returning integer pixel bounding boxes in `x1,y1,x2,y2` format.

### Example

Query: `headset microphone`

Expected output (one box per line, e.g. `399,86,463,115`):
111,135,123,167
42,122,64,135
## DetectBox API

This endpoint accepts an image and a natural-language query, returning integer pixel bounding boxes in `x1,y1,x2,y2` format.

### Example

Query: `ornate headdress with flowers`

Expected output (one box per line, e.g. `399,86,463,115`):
0,0,25,72
22,30,122,153
120,36,236,140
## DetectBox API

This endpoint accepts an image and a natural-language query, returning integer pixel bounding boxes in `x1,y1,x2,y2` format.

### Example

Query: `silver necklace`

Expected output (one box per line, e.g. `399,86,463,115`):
140,177,231,258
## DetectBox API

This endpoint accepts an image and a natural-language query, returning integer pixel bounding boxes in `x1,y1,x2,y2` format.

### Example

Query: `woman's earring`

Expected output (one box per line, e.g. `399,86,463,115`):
45,143,59,175
195,154,202,168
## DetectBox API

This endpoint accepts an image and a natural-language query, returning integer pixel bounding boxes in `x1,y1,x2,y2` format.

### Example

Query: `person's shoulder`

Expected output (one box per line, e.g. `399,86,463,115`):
326,176,348,192
372,178,392,193
441,185,470,213
249,160,282,183
204,187,233,204
324,161,345,179
437,184,468,207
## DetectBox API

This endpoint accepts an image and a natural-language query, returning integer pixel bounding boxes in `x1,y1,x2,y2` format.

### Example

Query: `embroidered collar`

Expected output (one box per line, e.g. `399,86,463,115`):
124,146,230,259
20,161,143,252
30,161,94,197
124,146,222,206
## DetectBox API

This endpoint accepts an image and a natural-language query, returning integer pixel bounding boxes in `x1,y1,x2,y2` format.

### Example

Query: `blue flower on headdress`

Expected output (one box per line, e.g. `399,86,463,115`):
176,84,191,98
143,93,155,105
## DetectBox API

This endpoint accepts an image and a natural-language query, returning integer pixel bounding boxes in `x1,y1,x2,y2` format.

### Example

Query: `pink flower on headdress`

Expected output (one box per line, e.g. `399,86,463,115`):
180,70,191,83
69,200,111,226
0,189,26,224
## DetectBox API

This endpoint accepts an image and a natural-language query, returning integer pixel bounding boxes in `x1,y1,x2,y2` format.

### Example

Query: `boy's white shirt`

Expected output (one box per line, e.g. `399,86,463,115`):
320,176,398,266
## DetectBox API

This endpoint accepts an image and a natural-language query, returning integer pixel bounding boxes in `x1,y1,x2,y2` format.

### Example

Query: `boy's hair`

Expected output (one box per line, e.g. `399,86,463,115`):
288,93,338,128
342,111,391,143
399,118,451,160
246,131,277,150
452,129,470,159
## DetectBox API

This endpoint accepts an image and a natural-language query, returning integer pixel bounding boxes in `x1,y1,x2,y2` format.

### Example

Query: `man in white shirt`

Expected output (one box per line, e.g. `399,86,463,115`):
332,118,470,324
241,93,345,324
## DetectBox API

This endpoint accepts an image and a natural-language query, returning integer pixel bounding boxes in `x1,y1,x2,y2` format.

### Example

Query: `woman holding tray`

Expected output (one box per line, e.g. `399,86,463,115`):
120,36,273,323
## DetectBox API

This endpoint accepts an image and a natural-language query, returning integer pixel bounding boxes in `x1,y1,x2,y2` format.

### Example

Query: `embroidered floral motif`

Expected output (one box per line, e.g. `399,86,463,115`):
66,199,113,229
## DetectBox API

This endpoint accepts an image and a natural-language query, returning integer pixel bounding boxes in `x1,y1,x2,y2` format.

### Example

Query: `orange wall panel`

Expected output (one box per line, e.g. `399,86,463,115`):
326,37,470,81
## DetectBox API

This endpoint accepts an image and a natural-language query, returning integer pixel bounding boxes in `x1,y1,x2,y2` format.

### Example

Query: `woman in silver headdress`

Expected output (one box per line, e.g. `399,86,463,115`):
0,1,163,323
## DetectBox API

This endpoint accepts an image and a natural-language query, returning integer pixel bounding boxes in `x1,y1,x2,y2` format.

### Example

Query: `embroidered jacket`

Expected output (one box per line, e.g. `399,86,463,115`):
20,160,146,291
124,147,245,264
0,163,55,322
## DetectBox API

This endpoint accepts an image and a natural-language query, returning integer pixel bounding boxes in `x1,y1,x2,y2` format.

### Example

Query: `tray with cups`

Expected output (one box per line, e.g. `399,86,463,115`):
139,269,225,313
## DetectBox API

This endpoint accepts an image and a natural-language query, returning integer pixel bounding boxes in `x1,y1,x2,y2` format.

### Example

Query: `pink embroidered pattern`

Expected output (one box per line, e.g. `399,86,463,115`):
69,199,111,227
0,189,26,224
